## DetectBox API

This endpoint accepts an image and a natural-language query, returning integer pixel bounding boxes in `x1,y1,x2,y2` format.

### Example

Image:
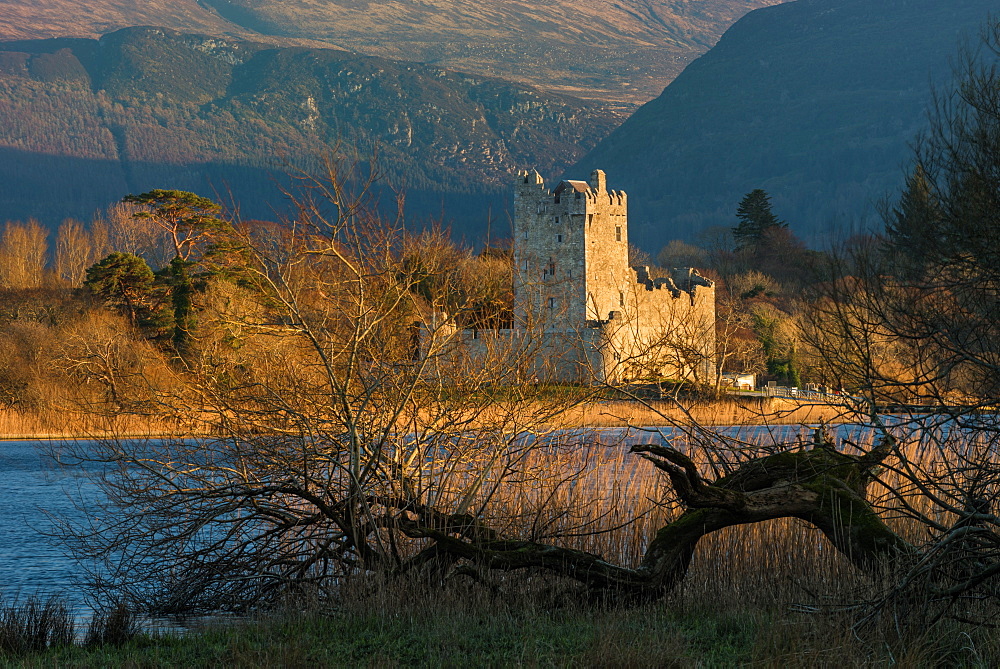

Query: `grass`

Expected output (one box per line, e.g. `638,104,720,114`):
10,584,998,667
16,605,754,667
0,596,74,658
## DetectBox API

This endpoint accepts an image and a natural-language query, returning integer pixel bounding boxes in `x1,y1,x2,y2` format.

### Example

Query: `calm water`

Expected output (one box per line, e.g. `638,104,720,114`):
0,439,98,611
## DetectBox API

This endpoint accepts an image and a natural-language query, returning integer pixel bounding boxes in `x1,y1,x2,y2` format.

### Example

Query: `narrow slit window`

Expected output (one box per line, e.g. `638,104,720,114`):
556,233,563,243
619,291,625,307
615,226,622,242
547,297,556,309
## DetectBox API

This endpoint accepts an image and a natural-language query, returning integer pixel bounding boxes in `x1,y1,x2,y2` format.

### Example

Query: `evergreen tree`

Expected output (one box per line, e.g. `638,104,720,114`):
121,190,235,349
84,252,164,329
884,163,942,273
122,190,230,262
732,189,786,251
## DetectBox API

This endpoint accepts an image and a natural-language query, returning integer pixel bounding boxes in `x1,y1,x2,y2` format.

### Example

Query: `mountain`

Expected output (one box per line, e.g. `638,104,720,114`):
572,0,998,251
0,0,786,104
0,26,619,235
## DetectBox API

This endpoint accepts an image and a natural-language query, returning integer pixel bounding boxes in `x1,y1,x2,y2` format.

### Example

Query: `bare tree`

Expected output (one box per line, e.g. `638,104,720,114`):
790,20,1000,625
54,219,93,287
0,220,48,289
51,141,1000,629
101,201,171,270
55,156,590,613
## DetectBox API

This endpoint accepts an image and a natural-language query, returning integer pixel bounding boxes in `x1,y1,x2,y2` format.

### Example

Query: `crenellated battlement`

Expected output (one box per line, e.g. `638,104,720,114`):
516,170,626,209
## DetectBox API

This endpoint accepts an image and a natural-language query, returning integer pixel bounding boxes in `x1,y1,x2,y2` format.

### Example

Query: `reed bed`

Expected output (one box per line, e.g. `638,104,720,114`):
406,418,1000,655
0,396,850,440
0,407,213,440
554,397,847,428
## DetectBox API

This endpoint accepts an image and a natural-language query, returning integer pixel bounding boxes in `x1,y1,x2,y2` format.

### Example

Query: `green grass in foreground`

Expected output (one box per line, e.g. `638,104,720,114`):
10,597,997,668
12,605,757,668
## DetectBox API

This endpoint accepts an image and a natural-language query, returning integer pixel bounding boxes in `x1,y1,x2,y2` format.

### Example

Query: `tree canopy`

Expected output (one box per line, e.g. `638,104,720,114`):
83,252,159,326
121,190,237,349
122,190,230,263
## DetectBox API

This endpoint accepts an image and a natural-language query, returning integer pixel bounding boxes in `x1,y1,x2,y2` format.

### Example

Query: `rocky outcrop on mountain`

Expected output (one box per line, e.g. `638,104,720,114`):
0,26,618,231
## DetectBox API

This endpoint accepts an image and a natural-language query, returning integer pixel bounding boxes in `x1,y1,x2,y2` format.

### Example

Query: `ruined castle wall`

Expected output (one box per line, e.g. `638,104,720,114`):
456,327,607,384
592,267,716,384
461,169,719,386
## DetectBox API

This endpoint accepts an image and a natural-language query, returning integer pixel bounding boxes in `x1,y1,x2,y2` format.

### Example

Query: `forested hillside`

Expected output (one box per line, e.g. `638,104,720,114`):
573,0,998,250
0,27,618,235
0,0,786,104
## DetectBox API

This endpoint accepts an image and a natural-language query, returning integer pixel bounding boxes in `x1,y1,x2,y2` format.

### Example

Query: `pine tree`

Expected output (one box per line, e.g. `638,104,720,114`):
732,189,786,251
84,252,160,327
121,190,234,348
884,164,941,272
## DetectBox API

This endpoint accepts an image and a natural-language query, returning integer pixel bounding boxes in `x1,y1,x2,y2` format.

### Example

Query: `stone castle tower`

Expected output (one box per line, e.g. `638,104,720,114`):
508,169,716,383
513,169,631,328
423,169,714,384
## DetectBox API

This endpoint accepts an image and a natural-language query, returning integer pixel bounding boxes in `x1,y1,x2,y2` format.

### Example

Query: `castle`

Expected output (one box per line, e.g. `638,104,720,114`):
426,169,716,385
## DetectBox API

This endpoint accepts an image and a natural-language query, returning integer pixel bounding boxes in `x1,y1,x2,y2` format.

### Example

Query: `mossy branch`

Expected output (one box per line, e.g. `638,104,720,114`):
407,429,916,604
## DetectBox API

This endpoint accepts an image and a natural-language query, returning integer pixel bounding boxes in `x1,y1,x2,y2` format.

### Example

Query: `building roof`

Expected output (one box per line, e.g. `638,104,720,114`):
554,180,590,194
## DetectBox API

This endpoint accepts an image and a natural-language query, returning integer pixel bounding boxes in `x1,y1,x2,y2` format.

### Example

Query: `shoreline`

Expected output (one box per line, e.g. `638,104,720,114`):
553,396,850,429
0,397,854,441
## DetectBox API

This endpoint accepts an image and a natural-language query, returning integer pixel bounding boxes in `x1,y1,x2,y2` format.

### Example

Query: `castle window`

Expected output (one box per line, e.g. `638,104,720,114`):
548,259,556,277
554,216,560,225
471,329,479,340
556,234,563,243
619,291,625,307
522,260,529,271
588,214,594,226
547,297,556,309
615,226,622,242
523,230,528,240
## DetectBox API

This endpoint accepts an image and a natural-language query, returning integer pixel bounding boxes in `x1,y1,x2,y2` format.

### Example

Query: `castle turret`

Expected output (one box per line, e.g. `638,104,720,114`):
589,169,607,192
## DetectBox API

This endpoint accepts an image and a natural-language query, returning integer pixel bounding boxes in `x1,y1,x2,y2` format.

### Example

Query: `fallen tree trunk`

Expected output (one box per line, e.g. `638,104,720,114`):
403,429,915,603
